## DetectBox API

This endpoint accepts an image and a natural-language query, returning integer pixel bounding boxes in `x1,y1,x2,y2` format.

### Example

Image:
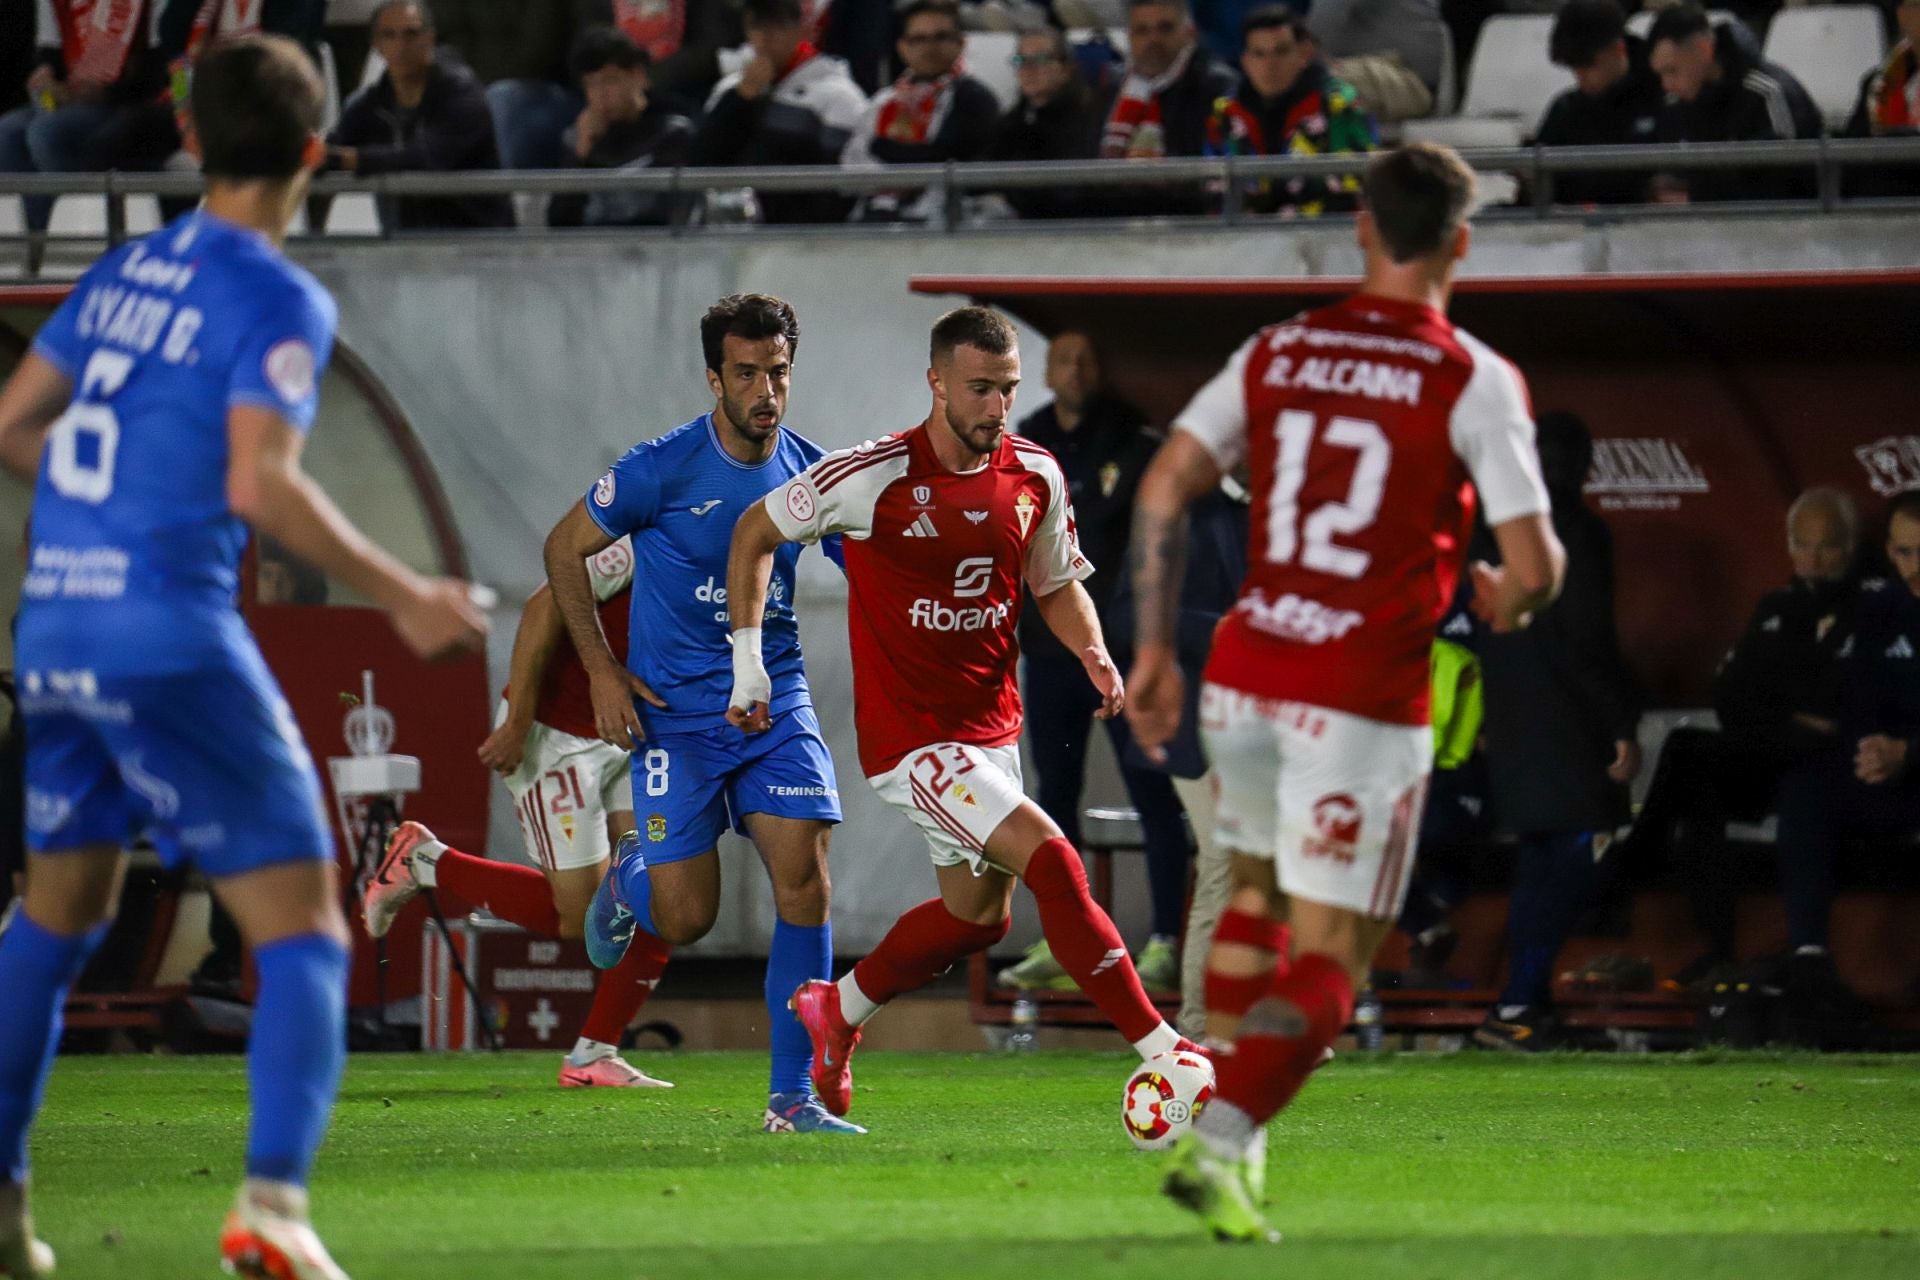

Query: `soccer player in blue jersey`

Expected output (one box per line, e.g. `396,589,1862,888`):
0,36,489,1280
558,294,857,1134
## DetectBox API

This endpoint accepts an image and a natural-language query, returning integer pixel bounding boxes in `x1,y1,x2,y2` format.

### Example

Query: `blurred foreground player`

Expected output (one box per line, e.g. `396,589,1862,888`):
363,538,674,1089
0,35,488,1280
1127,143,1564,1241
727,307,1201,1122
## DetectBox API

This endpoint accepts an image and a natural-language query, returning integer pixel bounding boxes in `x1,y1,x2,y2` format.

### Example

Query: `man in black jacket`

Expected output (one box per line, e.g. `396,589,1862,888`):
549,25,694,227
1475,412,1643,1051
1536,0,1664,205
327,1,513,230
1648,5,1822,202
1094,0,1238,215
986,26,1100,218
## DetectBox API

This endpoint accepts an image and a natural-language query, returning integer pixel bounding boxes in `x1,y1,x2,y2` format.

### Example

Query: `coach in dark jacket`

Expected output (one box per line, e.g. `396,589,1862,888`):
1535,0,1664,205
327,9,513,231
1474,412,1642,1050
1648,6,1822,203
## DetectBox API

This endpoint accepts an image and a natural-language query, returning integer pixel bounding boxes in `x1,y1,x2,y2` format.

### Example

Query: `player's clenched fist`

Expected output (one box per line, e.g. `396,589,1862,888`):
391,579,491,660
727,627,773,733
1123,647,1183,763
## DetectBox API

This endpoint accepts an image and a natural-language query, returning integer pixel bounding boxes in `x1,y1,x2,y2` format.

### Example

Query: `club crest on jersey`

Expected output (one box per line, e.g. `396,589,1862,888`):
646,814,668,843
950,782,979,807
913,484,933,506
593,472,616,508
560,815,576,843
1015,491,1037,538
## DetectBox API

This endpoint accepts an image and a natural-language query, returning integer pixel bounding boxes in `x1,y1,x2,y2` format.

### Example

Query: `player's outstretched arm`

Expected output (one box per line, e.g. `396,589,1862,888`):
543,502,663,749
724,503,790,734
0,353,72,483
1033,581,1126,722
1469,512,1567,634
227,405,488,660
477,585,566,775
1126,431,1223,760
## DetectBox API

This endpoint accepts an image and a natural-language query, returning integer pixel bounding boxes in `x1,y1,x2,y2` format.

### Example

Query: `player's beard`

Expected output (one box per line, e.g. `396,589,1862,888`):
944,405,1005,458
720,391,783,445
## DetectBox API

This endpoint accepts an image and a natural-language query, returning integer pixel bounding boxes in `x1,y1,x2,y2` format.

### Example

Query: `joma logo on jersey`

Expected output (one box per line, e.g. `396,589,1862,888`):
910,598,1011,633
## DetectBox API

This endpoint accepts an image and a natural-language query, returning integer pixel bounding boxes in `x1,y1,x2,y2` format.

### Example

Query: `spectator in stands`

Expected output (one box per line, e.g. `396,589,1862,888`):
1648,4,1822,203
1307,0,1448,124
1535,0,1664,206
986,25,1101,217
547,26,693,228
1625,487,1857,983
1204,7,1376,216
1001,332,1191,996
427,0,598,173
692,0,868,224
1474,412,1642,1052
1843,0,1920,198
1099,0,1238,160
1771,492,1920,1038
328,1,515,229
841,0,1000,220
610,0,744,113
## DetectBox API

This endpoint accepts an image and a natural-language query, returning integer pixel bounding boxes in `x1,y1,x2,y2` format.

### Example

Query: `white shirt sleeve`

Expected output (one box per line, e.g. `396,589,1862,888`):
1172,335,1258,472
585,537,634,603
764,441,906,544
1023,455,1096,597
1450,335,1551,527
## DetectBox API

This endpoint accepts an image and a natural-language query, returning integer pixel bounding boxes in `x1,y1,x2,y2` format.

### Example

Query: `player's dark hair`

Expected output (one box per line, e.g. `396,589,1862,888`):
1360,143,1477,265
371,0,433,31
1647,3,1712,48
1886,490,1920,530
1242,5,1310,41
701,294,801,373
742,0,807,27
930,307,1018,365
190,34,325,182
570,25,650,79
1549,0,1627,69
900,0,962,30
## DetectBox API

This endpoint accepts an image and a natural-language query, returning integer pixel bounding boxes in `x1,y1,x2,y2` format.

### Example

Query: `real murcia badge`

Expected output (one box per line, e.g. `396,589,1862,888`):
1015,491,1037,538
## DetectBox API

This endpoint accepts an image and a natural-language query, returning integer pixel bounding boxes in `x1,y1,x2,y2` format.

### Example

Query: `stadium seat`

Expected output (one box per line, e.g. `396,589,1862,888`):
1625,8,1739,39
967,31,1020,110
1402,15,1574,149
325,193,383,236
1763,6,1886,130
46,195,109,240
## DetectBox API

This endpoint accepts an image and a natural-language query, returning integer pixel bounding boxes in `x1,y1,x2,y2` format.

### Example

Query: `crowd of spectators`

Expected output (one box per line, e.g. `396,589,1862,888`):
0,0,1915,229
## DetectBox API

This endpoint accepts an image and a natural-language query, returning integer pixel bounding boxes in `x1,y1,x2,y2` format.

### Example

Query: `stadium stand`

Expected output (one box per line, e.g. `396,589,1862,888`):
1763,5,1888,131
1403,15,1573,149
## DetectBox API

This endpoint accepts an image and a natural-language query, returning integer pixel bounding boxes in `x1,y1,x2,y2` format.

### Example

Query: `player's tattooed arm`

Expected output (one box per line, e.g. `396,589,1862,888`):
0,352,72,482
1126,431,1224,759
544,502,665,747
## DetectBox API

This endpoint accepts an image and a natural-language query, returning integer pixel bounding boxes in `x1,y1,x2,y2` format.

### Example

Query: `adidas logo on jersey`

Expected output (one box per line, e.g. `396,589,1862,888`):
903,513,939,538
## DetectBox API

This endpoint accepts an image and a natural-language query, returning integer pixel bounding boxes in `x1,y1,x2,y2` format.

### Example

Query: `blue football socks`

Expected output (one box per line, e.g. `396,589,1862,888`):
765,919,831,1097
0,914,106,1184
245,933,348,1185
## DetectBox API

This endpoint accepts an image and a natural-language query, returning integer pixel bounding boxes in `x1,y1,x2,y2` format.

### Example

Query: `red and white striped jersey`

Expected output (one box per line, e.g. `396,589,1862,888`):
1176,294,1549,726
504,539,634,741
765,423,1092,775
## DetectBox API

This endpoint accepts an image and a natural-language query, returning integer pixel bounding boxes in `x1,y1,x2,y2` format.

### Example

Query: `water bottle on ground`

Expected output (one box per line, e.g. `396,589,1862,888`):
1008,998,1039,1053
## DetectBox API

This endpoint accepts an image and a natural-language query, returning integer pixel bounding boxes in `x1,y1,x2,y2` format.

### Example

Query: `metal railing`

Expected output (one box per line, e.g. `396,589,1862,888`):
2,137,1918,248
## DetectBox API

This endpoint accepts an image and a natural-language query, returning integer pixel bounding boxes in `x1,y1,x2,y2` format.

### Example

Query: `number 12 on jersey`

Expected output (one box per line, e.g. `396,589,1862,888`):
1267,410,1391,580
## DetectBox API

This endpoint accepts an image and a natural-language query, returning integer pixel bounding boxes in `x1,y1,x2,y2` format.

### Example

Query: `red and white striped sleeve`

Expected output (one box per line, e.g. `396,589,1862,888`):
1012,443,1094,596
765,436,913,544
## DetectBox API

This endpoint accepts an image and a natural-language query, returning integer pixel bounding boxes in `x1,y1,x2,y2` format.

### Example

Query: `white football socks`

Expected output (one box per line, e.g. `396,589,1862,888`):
568,1037,617,1067
407,836,446,887
835,973,882,1027
1132,1022,1181,1060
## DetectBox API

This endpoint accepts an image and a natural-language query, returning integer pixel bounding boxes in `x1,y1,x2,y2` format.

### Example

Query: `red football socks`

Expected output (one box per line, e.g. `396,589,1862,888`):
1205,909,1292,1028
431,848,561,937
1022,837,1164,1043
1213,951,1355,1125
850,897,1008,1007
580,929,671,1045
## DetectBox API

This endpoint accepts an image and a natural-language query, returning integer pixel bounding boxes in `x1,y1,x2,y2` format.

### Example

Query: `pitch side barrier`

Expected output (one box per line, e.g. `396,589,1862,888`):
2,137,1919,254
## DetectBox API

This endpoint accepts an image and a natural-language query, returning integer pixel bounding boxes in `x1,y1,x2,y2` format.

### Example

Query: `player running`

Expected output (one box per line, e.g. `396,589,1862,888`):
0,36,488,1280
547,294,858,1134
362,537,674,1089
726,307,1200,1121
1126,143,1565,1241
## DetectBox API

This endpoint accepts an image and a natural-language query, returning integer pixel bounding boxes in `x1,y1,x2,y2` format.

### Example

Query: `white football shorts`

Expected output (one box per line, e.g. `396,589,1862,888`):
498,701,634,873
868,741,1027,876
1200,683,1431,919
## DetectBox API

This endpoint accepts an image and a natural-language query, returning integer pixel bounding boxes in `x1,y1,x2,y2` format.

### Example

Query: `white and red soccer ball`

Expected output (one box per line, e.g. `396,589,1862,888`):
1121,1050,1215,1151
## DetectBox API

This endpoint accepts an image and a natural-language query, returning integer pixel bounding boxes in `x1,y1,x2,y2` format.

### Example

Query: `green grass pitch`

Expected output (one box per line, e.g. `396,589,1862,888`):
25,1050,1920,1279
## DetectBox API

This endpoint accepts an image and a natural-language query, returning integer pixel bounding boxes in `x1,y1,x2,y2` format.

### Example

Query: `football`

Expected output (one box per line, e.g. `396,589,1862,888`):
1121,1050,1216,1151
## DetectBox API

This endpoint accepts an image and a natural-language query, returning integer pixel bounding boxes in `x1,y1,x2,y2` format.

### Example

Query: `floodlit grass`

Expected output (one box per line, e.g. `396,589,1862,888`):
26,1049,1920,1278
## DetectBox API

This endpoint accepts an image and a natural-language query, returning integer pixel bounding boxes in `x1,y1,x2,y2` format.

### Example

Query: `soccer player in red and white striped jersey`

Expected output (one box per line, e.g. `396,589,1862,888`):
725,307,1200,1120
1127,143,1567,1239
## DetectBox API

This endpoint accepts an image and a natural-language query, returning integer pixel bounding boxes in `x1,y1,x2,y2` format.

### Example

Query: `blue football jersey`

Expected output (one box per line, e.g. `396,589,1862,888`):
21,211,336,672
585,414,831,733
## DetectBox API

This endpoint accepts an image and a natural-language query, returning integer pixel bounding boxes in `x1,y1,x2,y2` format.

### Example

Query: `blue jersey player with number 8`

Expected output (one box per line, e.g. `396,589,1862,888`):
0,36,490,1280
